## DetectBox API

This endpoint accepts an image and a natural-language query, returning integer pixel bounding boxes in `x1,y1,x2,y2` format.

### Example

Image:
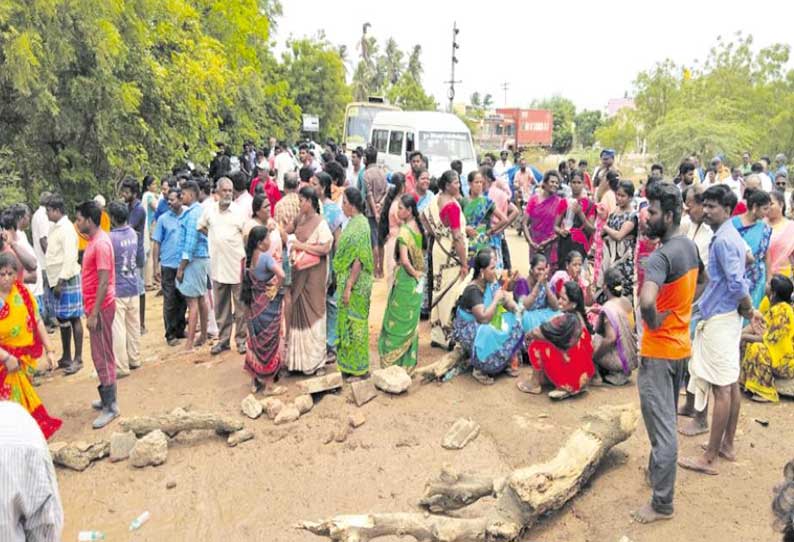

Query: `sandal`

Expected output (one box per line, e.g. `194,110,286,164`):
472,369,494,385
506,367,520,378
548,388,585,401
517,379,542,395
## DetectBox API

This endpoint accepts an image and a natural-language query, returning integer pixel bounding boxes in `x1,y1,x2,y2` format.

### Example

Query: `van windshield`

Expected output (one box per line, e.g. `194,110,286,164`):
417,131,474,161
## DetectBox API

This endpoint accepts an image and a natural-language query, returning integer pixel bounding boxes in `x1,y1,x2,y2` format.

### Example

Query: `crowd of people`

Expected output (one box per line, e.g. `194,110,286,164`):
3,137,794,533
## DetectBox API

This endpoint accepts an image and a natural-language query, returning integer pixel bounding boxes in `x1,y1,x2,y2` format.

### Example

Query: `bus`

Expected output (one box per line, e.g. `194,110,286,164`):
342,99,400,150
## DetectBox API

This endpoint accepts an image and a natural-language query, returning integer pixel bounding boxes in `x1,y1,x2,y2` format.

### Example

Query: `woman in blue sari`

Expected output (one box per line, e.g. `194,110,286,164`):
732,188,772,309
452,249,524,385
513,254,559,332
463,170,507,267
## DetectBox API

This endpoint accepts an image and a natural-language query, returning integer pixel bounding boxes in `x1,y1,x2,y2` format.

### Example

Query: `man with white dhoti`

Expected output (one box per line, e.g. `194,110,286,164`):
678,185,763,476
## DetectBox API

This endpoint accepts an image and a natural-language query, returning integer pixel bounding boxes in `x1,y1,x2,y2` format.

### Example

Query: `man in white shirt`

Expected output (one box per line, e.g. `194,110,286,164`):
274,141,296,192
231,171,253,221
31,193,54,328
198,177,247,355
44,195,85,373
0,401,63,542
493,150,511,181
751,161,774,192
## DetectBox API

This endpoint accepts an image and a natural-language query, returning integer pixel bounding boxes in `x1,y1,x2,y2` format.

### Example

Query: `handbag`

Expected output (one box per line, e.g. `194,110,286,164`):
292,249,321,271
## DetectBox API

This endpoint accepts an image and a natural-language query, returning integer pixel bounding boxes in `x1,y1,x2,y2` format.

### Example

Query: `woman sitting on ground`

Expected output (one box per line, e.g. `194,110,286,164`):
549,250,592,305
514,254,560,333
242,225,286,394
452,249,524,385
740,274,794,403
518,281,595,400
591,266,638,386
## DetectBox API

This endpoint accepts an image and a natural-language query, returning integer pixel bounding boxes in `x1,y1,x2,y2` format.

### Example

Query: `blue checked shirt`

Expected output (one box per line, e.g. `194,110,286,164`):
179,202,209,262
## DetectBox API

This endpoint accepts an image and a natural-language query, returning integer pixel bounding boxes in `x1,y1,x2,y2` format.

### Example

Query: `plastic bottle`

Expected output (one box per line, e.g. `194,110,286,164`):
78,532,105,541
129,510,151,531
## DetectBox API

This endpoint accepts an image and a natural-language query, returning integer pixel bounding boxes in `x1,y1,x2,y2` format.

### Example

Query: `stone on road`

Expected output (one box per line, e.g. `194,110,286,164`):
129,430,169,468
372,366,412,394
441,418,480,450
110,431,138,462
241,394,263,419
350,379,378,406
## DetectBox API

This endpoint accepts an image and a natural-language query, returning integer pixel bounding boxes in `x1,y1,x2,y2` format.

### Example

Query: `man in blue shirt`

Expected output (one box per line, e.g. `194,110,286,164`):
678,184,763,476
107,201,142,377
152,187,186,346
176,180,210,352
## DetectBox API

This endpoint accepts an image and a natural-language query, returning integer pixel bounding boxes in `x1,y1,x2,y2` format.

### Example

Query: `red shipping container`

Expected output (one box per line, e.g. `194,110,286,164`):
496,108,553,147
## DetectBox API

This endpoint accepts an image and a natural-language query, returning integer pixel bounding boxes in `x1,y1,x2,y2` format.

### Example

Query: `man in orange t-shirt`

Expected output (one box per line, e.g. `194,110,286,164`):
633,182,702,524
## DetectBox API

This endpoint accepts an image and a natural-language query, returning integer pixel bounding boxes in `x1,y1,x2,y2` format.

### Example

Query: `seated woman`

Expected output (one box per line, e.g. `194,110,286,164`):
518,281,595,400
242,225,286,394
740,274,794,403
514,254,559,332
549,249,592,305
591,267,638,386
452,249,524,385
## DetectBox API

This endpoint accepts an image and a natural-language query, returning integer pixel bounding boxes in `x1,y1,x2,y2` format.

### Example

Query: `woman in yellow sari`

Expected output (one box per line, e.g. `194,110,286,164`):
0,252,61,438
740,274,794,403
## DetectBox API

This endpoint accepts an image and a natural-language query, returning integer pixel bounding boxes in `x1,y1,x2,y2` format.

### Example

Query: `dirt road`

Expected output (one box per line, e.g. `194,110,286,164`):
42,231,785,541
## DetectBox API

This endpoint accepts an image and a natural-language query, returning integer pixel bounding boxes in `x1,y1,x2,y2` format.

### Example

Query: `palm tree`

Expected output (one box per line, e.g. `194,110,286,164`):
407,45,423,81
384,37,404,86
483,93,494,110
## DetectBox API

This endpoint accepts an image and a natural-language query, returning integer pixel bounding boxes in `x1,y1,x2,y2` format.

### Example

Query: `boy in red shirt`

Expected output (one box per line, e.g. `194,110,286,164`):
76,200,119,429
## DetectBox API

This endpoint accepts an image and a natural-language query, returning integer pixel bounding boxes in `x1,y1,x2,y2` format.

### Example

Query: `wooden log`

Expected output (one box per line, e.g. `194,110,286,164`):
119,408,243,437
414,346,465,382
298,404,639,542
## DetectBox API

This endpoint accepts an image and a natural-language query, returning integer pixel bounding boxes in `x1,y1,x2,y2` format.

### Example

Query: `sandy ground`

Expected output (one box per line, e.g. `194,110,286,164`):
39,231,789,542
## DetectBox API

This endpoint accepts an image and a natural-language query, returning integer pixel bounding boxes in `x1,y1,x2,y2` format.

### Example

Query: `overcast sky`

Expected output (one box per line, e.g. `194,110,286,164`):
275,0,793,113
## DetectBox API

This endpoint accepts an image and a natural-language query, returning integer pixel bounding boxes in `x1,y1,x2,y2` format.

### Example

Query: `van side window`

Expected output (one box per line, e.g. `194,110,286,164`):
388,130,404,156
372,129,389,153
406,132,415,153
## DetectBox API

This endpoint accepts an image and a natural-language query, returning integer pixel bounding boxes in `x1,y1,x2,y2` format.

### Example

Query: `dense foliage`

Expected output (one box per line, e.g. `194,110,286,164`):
596,33,794,170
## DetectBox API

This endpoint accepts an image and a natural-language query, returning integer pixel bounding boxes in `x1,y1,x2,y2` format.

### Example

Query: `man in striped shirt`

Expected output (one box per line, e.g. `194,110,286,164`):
0,401,63,542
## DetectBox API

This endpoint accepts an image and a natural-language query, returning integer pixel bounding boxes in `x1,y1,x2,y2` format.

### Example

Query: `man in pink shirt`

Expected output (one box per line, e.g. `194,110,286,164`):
76,200,119,429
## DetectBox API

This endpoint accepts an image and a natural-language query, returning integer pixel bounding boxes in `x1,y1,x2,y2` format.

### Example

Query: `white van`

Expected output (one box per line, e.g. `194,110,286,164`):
369,111,477,188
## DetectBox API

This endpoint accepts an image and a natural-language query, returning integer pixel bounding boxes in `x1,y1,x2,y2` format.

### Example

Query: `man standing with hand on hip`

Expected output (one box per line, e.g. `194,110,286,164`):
633,182,701,523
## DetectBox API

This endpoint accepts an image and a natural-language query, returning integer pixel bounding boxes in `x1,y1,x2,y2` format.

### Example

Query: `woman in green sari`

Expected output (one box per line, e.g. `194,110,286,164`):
334,187,375,376
463,170,507,266
378,194,426,372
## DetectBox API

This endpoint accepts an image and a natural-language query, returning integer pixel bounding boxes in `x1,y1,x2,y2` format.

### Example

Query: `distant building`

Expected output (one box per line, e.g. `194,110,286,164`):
606,97,635,118
473,108,553,150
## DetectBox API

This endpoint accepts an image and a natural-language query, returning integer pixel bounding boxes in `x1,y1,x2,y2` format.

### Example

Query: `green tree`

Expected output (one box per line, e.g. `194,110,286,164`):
533,96,576,153
594,110,638,156
383,37,404,86
282,35,352,142
574,110,603,148
386,73,436,110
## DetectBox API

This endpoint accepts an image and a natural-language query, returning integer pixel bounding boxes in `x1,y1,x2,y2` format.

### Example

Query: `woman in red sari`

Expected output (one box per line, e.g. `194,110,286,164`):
518,280,595,400
0,252,61,438
523,170,563,268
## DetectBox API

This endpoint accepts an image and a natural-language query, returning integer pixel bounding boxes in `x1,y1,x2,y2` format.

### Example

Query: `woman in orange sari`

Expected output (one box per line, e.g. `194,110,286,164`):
0,252,61,439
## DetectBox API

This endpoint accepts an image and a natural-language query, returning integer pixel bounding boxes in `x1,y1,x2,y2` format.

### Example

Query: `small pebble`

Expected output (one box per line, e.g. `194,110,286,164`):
166,481,177,489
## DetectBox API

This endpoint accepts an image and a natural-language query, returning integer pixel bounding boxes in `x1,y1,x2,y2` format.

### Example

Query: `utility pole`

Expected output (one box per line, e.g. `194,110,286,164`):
444,22,461,113
501,81,510,107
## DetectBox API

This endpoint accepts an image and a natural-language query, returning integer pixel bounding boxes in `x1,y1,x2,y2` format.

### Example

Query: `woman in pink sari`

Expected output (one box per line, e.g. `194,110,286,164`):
522,171,563,268
767,190,794,279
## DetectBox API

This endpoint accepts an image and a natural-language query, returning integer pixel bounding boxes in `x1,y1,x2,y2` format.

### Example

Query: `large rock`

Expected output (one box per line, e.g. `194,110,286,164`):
293,394,314,414
298,372,343,394
110,431,138,462
49,440,110,471
441,418,480,450
262,398,285,420
241,394,263,419
350,380,378,407
129,430,168,468
227,428,255,447
274,405,300,425
372,366,412,394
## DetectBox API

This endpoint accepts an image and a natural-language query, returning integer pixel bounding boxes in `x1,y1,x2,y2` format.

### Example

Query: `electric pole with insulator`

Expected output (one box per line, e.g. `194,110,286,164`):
445,22,461,113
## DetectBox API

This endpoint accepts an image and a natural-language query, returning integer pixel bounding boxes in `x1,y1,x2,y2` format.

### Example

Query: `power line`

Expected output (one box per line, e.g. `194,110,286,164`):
501,81,510,107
